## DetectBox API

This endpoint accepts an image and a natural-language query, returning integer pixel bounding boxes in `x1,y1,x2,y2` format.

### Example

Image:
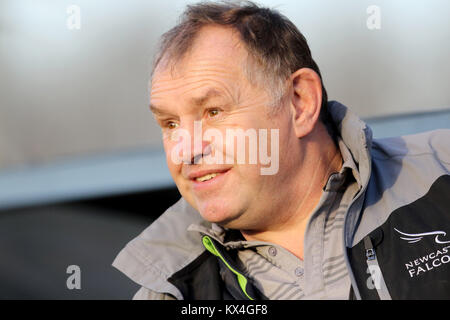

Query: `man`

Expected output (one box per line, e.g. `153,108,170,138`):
113,1,450,300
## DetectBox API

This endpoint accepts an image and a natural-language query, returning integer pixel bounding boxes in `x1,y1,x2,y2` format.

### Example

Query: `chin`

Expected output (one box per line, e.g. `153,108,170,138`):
197,199,238,225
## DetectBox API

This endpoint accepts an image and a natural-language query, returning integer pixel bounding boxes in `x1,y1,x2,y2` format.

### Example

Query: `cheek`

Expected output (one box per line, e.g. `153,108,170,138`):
163,141,181,178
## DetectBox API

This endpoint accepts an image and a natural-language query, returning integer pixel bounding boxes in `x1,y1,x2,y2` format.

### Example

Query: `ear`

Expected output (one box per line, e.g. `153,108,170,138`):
289,68,323,139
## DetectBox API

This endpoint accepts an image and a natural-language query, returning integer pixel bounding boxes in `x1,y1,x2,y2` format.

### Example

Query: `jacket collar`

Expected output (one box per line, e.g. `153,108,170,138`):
327,101,373,247
327,100,373,191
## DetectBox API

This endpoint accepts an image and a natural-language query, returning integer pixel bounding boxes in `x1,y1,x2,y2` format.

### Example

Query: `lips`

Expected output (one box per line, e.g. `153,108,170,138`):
187,167,232,181
186,167,232,190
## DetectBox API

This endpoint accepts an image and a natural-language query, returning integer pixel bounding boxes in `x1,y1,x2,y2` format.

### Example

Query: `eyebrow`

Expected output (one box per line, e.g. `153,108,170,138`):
190,88,224,106
149,104,170,117
149,88,226,116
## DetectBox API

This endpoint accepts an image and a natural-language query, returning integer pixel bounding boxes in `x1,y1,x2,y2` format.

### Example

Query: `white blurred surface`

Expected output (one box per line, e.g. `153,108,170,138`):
0,0,449,170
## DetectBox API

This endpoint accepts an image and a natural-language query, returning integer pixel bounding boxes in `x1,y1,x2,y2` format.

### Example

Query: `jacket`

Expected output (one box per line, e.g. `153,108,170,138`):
112,101,450,300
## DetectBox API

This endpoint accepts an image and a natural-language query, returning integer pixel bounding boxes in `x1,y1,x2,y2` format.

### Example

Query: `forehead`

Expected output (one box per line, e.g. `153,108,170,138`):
187,25,245,62
150,26,248,103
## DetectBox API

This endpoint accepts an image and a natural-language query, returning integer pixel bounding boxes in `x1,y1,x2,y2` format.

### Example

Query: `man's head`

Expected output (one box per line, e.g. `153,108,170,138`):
152,1,330,119
150,1,337,231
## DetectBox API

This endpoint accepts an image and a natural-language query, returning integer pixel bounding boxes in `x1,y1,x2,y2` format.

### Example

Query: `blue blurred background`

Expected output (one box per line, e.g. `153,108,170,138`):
0,0,449,299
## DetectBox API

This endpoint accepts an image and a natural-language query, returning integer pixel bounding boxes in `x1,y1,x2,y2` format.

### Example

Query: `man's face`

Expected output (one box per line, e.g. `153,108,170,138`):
150,26,297,229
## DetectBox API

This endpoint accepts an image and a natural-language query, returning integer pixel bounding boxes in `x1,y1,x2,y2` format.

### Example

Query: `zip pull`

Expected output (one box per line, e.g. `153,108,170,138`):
364,236,376,261
363,235,392,300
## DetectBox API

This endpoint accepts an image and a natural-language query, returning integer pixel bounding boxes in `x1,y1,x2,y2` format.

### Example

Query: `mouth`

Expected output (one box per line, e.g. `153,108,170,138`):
190,168,232,190
194,172,221,182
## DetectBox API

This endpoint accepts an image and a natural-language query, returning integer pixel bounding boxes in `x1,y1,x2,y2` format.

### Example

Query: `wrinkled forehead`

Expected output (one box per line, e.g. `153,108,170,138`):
151,25,248,89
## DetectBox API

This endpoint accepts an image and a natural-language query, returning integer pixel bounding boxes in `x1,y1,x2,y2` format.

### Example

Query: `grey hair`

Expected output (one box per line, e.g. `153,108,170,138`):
151,0,332,125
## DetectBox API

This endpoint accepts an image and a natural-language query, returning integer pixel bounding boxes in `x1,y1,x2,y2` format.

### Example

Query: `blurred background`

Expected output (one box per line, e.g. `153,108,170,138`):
0,0,449,299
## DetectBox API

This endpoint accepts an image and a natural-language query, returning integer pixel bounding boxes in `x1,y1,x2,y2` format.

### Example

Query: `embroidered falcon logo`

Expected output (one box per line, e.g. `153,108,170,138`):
394,228,450,244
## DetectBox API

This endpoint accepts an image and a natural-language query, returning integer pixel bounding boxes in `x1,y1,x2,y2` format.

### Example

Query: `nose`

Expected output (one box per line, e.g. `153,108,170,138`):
190,140,212,165
173,120,212,165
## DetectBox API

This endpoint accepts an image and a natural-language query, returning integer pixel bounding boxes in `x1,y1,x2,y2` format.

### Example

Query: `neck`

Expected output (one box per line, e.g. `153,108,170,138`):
241,124,342,260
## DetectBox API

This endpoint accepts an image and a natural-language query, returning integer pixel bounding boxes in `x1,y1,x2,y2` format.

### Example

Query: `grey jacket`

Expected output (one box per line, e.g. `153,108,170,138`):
113,101,450,300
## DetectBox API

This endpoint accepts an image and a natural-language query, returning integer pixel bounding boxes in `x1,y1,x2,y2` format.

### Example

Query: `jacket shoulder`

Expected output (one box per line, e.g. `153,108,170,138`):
371,129,450,164
350,131,450,299
112,198,207,299
353,130,450,245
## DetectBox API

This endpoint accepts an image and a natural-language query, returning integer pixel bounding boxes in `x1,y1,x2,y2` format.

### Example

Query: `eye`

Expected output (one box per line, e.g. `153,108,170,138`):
207,108,221,118
166,121,179,129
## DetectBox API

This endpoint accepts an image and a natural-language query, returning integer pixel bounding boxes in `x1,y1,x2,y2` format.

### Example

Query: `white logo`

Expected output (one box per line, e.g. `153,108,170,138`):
394,228,450,245
168,120,279,175
366,5,381,30
66,5,81,30
66,265,81,290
